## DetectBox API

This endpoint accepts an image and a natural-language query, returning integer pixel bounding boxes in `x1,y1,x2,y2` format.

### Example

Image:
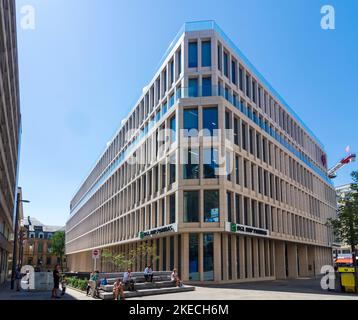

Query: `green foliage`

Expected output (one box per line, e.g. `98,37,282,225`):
52,231,65,269
66,277,88,291
102,242,159,271
327,171,358,264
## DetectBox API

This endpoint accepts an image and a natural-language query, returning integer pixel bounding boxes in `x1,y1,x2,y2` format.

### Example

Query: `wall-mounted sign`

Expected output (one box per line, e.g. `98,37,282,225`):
139,223,178,239
226,222,269,237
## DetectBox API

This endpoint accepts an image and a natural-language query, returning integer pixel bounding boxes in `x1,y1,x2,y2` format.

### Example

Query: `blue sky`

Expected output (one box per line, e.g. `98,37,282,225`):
16,0,358,226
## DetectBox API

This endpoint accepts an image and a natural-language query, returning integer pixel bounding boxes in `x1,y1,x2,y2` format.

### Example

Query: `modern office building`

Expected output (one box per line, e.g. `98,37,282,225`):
0,0,22,284
20,217,65,271
66,21,336,282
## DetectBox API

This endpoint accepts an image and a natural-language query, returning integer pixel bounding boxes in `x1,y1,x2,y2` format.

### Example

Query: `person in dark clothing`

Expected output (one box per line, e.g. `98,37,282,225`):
51,265,61,298
15,266,22,291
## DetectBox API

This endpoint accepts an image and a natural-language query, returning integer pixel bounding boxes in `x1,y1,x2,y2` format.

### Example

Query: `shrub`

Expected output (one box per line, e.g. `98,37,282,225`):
77,279,88,291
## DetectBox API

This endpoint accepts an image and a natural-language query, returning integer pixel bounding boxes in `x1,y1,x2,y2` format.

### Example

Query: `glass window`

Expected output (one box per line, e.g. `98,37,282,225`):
203,107,218,136
188,78,198,97
204,190,220,222
188,42,198,68
239,67,243,91
246,74,250,97
201,40,211,67
183,148,199,179
235,155,240,185
223,51,228,77
203,234,214,280
217,44,222,70
170,60,174,85
226,151,232,181
170,115,176,143
234,118,239,145
189,234,199,280
235,194,241,224
170,154,176,184
177,49,182,75
225,111,231,129
231,60,237,84
202,77,212,96
183,108,198,132
203,148,218,178
184,191,199,222
169,194,176,223
227,191,232,222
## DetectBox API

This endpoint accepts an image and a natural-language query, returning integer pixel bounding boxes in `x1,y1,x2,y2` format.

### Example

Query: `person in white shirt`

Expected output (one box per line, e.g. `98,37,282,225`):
123,268,135,291
144,265,153,282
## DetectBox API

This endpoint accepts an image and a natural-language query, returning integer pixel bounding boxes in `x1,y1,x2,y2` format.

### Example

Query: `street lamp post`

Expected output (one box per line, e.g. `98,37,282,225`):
10,197,30,290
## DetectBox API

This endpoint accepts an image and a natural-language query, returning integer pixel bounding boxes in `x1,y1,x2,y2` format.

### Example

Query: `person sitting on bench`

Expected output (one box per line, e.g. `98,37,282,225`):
123,268,135,291
144,265,153,282
171,268,182,287
113,279,125,300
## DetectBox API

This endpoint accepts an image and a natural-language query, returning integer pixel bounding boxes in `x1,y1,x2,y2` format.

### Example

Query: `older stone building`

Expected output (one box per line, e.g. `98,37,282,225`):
21,216,64,271
66,21,336,282
0,0,21,284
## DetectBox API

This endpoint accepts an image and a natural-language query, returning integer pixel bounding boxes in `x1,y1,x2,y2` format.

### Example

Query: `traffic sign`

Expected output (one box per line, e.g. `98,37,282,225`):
92,249,100,259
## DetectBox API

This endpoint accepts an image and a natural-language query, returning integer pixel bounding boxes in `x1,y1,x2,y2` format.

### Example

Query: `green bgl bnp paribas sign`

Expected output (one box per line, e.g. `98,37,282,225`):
230,222,237,232
139,223,178,240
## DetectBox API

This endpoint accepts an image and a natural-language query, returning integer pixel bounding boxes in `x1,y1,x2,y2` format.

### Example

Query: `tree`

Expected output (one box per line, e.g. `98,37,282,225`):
51,231,66,270
101,242,159,272
327,171,358,266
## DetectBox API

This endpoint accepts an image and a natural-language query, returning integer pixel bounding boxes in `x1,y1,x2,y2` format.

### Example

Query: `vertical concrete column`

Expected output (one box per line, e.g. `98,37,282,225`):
231,235,238,280
214,233,222,282
265,240,270,277
166,237,170,270
219,188,227,229
246,238,253,278
158,238,163,272
252,238,259,278
181,233,189,281
174,235,178,270
298,245,309,277
254,200,259,228
275,241,286,279
239,236,245,279
199,233,204,282
259,239,265,278
198,38,202,70
222,233,228,281
287,243,298,279
240,193,245,225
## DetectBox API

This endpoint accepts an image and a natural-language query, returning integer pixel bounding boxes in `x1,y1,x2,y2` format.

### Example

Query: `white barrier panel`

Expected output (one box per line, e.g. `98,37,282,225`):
20,265,53,291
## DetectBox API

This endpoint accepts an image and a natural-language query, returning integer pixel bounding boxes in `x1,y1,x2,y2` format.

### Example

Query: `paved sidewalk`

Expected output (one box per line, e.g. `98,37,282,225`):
1,278,357,300
131,278,358,300
0,281,95,300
